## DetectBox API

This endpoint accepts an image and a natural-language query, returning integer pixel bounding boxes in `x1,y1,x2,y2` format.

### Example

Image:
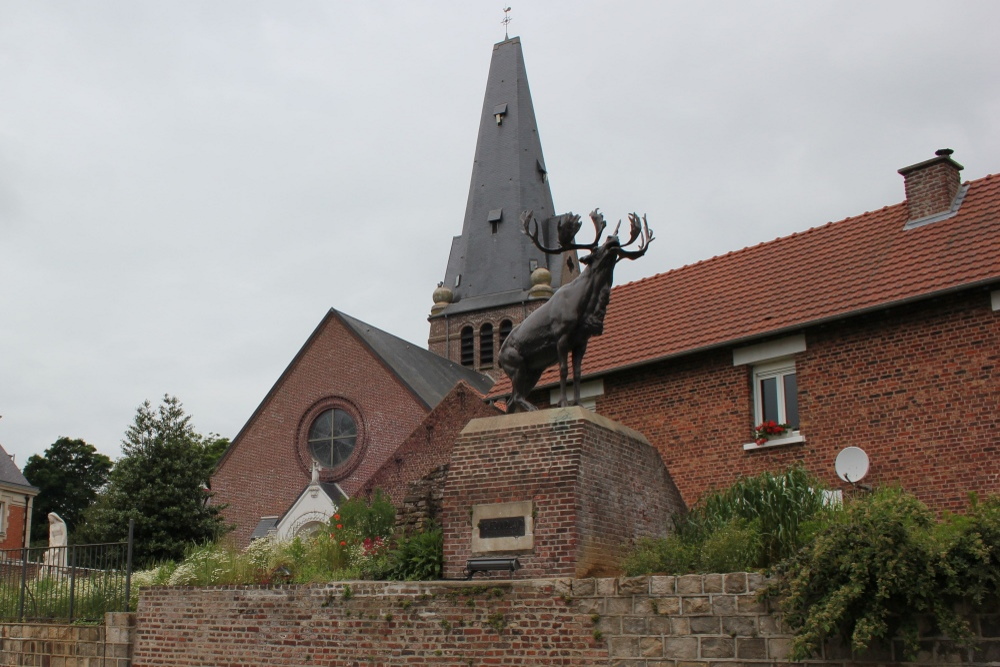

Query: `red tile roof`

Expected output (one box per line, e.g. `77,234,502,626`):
489,172,1000,399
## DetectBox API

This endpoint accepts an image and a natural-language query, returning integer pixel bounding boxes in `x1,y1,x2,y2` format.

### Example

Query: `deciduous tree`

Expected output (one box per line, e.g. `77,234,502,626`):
22,437,112,543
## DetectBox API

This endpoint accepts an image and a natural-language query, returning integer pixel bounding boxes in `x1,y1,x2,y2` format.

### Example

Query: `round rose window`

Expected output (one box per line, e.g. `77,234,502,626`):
307,408,357,469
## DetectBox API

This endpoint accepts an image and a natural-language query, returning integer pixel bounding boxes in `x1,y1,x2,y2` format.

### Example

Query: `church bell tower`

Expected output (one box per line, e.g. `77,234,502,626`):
428,36,578,378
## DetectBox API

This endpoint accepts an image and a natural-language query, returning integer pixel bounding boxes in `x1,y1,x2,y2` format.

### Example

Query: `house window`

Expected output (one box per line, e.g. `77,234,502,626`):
479,323,494,367
754,359,799,429
460,326,474,367
307,408,357,469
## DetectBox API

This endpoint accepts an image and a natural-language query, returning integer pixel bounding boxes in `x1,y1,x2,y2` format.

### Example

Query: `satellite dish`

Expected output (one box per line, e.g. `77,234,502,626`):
835,446,870,483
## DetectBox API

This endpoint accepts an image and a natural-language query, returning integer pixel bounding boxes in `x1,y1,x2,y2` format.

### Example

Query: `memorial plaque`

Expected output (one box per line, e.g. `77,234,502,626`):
478,516,526,539
471,500,534,553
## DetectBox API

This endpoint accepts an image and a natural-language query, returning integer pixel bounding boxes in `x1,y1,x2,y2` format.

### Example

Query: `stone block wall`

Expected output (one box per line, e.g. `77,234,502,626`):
394,463,448,535
574,573,1000,666
0,612,134,666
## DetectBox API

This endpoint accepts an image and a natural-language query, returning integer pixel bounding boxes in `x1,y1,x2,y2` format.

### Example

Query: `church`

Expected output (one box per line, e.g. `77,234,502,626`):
211,35,1000,546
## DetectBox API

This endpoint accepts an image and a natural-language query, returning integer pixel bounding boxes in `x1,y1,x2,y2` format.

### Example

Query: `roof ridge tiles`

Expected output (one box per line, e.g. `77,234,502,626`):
623,199,909,286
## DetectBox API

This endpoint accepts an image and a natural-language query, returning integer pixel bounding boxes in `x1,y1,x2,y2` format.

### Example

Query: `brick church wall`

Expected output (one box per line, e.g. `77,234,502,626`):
358,382,501,509
595,289,999,512
211,314,431,546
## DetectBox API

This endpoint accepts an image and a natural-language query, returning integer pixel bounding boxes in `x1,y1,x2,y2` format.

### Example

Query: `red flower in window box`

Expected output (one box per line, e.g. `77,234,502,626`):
753,420,791,445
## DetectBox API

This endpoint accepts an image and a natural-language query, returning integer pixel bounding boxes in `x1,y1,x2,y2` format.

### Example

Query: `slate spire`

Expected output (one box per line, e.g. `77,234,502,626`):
438,37,570,314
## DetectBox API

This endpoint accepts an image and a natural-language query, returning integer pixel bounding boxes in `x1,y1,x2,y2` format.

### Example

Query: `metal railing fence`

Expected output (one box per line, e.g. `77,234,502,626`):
0,519,133,623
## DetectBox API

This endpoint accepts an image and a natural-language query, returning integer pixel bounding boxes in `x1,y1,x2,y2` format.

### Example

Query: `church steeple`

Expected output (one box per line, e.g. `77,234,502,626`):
429,37,578,375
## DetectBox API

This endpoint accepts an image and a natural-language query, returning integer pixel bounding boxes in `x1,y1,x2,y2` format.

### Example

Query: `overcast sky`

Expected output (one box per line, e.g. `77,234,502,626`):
2,2,999,466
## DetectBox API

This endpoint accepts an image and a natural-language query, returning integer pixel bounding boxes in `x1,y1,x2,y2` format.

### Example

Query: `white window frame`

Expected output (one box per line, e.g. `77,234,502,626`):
744,358,804,450
753,359,798,425
734,335,807,451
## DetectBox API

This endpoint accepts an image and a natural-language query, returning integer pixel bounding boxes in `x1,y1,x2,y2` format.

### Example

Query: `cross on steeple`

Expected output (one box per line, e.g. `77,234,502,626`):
502,7,512,40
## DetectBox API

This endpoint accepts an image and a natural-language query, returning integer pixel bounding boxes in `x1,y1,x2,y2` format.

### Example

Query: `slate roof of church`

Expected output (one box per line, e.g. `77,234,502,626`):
336,311,494,408
0,443,38,492
437,37,568,314
489,171,1000,398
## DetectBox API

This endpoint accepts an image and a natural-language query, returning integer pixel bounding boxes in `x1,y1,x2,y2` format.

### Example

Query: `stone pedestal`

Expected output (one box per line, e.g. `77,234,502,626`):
441,406,685,579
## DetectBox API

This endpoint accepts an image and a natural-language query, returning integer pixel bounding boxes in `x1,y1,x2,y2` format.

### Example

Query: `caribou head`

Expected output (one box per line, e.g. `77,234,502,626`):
499,208,654,412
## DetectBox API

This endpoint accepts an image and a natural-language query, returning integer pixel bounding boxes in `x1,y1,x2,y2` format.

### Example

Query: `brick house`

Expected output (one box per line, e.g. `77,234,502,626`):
0,443,38,550
486,149,1000,512
210,309,491,546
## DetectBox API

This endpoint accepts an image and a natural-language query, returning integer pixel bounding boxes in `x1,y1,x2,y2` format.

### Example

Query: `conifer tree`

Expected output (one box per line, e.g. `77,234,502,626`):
79,395,227,564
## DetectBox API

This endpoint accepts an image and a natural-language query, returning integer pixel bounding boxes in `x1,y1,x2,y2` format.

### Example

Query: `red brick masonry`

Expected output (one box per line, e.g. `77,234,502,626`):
441,407,685,580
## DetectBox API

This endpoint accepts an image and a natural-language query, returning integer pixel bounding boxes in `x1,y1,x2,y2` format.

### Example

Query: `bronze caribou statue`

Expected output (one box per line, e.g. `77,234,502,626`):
499,209,653,412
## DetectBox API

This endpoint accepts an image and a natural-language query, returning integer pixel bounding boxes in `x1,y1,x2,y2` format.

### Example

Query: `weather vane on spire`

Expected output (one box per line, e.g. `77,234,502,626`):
502,7,512,40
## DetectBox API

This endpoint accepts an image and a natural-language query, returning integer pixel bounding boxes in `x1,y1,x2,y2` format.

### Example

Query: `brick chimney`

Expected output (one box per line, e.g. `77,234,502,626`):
898,148,964,221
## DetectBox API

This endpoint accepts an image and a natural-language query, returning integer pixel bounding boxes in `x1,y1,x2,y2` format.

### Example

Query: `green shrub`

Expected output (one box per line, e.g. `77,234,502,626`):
680,466,829,567
622,466,828,575
769,489,1000,660
621,536,695,576
937,495,1000,608
1,572,129,621
270,534,354,583
696,518,764,574
334,490,396,544
388,527,443,581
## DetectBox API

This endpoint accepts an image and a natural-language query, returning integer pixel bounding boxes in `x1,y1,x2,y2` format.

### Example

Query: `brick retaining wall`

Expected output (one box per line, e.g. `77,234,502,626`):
130,575,1000,666
134,579,607,666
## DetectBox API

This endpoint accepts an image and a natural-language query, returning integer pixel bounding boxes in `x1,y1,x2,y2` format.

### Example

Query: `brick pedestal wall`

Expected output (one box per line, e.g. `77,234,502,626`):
441,407,685,580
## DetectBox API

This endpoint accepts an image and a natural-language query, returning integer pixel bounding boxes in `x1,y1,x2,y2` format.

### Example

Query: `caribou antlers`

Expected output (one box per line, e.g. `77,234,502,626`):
520,208,653,261
521,209,602,253
617,213,654,260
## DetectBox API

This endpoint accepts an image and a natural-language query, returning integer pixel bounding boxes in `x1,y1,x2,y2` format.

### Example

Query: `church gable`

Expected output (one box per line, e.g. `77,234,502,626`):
212,310,432,546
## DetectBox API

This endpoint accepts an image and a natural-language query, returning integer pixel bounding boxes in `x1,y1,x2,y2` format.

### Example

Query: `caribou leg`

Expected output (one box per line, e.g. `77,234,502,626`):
571,341,587,406
500,342,544,413
507,366,543,412
556,338,571,407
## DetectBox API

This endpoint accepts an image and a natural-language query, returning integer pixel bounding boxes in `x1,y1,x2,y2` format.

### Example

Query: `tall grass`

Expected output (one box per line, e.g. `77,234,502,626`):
129,490,448,605
0,571,128,621
622,466,830,574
